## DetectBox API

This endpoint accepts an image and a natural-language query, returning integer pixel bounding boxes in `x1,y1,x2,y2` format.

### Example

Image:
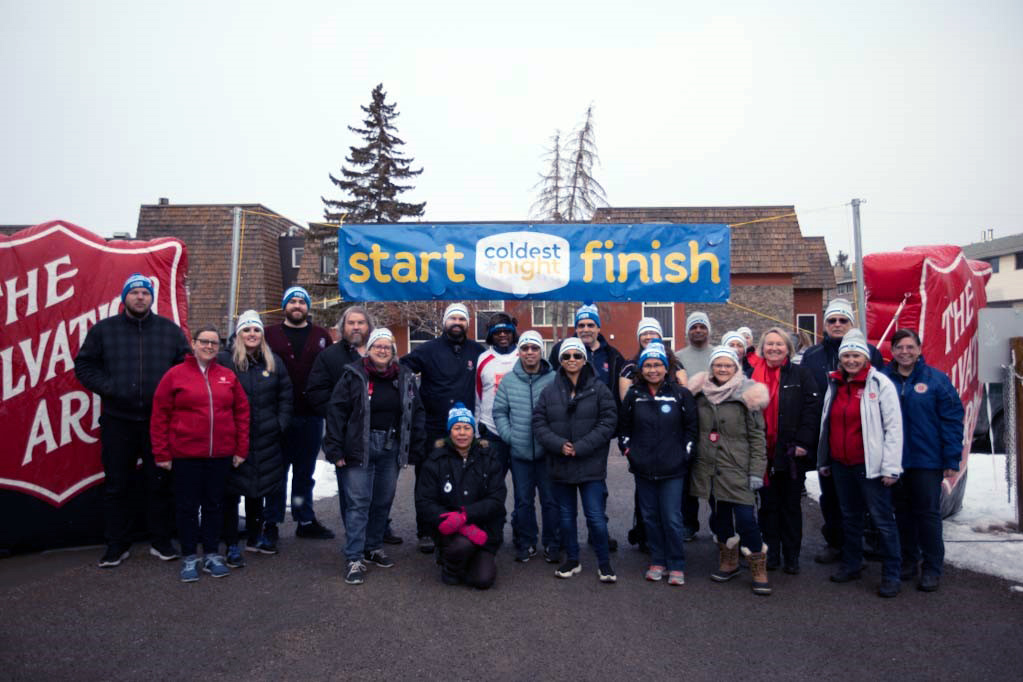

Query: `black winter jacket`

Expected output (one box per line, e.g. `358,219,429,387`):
619,381,698,480
306,340,362,417
549,334,626,395
400,334,485,435
217,350,293,498
323,361,427,467
532,364,618,484
415,439,507,553
74,311,190,421
768,359,822,473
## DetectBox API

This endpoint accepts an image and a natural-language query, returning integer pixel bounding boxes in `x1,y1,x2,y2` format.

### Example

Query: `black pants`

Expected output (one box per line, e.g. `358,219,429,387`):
438,534,497,589
893,468,945,577
682,470,700,533
222,494,265,546
99,414,174,548
759,472,804,561
173,458,232,556
818,469,844,548
416,429,448,538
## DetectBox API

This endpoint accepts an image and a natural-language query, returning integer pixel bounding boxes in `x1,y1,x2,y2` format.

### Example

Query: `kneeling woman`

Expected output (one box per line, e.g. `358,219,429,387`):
415,405,507,589
151,325,250,582
688,347,772,595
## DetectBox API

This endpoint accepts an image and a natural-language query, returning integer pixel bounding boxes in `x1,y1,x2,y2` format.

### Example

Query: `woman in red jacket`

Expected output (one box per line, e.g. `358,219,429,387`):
151,325,250,583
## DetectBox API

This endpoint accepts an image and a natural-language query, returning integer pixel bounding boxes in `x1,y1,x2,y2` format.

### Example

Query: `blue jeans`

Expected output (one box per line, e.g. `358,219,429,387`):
894,468,944,577
709,498,762,552
509,457,560,552
552,480,609,565
635,476,686,571
831,461,901,581
268,415,323,524
338,430,399,561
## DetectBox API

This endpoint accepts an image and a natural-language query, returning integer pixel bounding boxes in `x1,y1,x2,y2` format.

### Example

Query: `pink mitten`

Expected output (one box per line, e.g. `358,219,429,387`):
438,510,467,535
459,523,488,546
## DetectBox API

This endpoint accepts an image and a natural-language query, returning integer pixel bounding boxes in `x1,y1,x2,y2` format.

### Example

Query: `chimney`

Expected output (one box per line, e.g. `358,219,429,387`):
158,197,169,206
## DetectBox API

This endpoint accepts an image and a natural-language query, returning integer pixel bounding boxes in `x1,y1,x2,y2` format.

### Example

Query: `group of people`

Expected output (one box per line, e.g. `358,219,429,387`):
76,277,966,598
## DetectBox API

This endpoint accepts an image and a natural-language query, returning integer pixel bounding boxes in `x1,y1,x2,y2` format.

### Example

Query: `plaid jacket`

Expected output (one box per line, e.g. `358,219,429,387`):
74,311,190,421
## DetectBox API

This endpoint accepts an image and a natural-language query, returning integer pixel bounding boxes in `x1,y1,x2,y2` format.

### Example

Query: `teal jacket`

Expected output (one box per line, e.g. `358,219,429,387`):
493,358,556,462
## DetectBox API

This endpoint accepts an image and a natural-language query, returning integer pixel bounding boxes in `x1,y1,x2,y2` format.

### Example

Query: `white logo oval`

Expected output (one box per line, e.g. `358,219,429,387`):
443,481,453,493
475,231,571,295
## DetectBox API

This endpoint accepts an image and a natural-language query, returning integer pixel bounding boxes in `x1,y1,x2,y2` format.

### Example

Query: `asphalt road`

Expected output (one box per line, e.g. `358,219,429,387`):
2,453,1022,681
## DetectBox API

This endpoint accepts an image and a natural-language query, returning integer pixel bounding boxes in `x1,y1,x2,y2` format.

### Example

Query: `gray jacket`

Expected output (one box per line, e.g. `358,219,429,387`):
818,366,904,479
493,358,556,462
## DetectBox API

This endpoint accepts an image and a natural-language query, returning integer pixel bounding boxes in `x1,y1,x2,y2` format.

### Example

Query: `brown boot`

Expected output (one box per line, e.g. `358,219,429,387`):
744,543,772,596
711,536,741,582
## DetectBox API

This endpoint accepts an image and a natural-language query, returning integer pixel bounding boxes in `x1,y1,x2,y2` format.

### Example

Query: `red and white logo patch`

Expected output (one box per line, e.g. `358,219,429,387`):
914,383,928,393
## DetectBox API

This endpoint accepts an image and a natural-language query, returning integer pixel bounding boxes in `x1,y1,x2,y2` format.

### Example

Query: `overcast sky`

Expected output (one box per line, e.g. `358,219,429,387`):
2,0,1020,260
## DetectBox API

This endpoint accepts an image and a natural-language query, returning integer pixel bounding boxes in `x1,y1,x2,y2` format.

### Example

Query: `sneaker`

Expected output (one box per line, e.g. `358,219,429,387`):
917,573,940,592
382,529,404,545
418,535,436,554
681,527,697,543
225,544,246,568
667,570,685,586
150,541,179,561
830,567,863,583
180,555,200,583
783,559,801,575
295,520,335,540
345,559,367,585
814,546,842,564
202,554,230,578
364,549,394,568
645,565,666,582
544,546,561,564
555,559,582,579
515,546,537,563
598,563,617,583
878,578,901,598
98,545,130,568
249,534,278,555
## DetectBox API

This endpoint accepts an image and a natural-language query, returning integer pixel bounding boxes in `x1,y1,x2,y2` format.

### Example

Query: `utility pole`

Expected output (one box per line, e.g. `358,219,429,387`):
227,206,241,334
851,198,867,332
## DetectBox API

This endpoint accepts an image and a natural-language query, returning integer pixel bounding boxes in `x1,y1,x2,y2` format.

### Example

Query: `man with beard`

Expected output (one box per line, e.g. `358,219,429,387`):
265,286,336,544
307,306,403,545
674,311,713,376
475,311,519,473
75,273,191,567
401,303,485,553
800,298,885,564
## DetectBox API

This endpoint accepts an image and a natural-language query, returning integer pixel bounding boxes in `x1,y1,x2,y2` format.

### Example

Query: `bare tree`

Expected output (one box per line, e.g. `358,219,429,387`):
562,104,608,221
531,130,564,221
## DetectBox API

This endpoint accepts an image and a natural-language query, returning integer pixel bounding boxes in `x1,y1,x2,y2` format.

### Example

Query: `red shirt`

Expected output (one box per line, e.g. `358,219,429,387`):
828,367,869,466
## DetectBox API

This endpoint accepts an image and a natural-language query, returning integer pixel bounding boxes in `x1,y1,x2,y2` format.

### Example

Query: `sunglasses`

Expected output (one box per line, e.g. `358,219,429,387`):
561,353,585,360
826,317,851,325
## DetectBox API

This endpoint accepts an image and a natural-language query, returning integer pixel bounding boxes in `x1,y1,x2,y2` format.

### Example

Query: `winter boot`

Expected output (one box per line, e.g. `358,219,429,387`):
744,543,772,596
711,536,741,582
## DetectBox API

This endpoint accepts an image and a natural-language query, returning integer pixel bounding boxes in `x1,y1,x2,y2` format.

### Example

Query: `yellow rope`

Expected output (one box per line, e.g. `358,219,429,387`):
727,212,798,228
725,300,822,340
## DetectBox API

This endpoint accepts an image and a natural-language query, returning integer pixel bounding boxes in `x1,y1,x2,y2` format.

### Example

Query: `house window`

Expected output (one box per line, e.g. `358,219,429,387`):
291,247,304,269
409,327,436,351
1015,252,1023,270
987,257,1000,274
320,237,338,276
641,302,674,347
796,314,817,342
532,301,552,326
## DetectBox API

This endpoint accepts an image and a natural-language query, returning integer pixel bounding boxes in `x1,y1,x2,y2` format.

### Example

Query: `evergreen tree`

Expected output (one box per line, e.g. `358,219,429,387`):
321,83,426,223
562,104,607,221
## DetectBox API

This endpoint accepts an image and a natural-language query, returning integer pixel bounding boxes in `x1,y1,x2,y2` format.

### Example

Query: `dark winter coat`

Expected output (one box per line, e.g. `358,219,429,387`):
493,358,556,462
415,439,507,553
619,381,698,481
322,361,427,467
400,334,486,435
265,323,333,417
883,357,965,471
768,360,823,472
217,350,293,499
549,334,626,395
800,334,885,397
74,310,190,421
306,339,362,417
532,364,618,485
688,372,769,506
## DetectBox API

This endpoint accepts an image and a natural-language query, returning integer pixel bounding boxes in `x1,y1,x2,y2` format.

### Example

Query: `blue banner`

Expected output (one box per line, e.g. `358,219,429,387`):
338,223,730,302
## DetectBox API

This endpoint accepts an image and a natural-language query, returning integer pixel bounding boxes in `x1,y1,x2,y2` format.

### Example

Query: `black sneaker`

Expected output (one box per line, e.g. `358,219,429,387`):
296,520,335,540
681,527,697,543
345,559,366,585
98,545,130,568
814,546,842,564
544,546,561,564
364,549,395,568
515,546,537,563
878,579,901,598
917,573,940,592
149,541,180,561
418,535,436,554
555,559,582,579
382,530,404,545
598,563,617,583
830,567,863,583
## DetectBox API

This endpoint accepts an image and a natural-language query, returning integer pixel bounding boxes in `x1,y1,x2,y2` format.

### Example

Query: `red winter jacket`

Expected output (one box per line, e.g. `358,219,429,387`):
827,367,867,466
150,355,250,463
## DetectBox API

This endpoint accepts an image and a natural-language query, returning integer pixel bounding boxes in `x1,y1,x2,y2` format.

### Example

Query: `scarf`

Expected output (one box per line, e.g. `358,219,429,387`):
752,361,782,458
700,372,745,405
363,356,399,381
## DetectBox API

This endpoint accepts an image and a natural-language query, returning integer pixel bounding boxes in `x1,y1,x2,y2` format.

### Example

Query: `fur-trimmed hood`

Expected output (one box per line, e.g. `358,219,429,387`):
688,371,770,411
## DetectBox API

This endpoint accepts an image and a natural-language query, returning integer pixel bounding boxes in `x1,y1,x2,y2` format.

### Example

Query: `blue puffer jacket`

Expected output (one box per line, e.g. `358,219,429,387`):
493,358,556,462
882,358,965,470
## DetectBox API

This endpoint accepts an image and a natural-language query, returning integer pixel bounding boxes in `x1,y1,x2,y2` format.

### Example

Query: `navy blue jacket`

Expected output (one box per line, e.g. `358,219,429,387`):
400,334,485,436
800,335,885,398
619,381,698,480
883,358,965,470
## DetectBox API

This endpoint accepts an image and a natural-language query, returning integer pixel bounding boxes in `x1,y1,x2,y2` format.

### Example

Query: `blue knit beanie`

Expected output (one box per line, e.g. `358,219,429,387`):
447,402,476,431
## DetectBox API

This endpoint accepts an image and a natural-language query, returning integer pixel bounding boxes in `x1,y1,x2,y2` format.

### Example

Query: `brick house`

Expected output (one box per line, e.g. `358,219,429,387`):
136,200,304,334
297,205,834,356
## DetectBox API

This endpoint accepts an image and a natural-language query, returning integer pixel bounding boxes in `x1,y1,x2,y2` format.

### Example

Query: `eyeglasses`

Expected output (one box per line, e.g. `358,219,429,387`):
825,317,851,325
195,339,219,347
561,353,585,360
520,345,542,352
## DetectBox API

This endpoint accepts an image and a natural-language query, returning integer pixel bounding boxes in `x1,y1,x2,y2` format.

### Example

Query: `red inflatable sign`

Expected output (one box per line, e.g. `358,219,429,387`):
864,245,992,504
0,221,188,506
